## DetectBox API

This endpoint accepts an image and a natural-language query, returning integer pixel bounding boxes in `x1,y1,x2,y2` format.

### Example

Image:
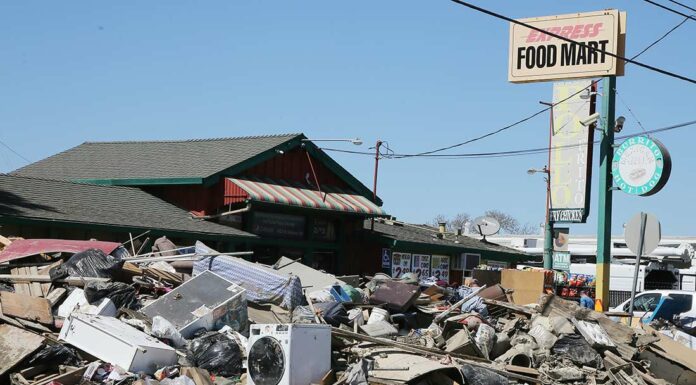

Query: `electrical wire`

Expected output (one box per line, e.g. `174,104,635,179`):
0,139,31,163
667,0,696,13
321,119,696,159
386,7,692,159
644,0,696,20
449,0,696,84
614,89,649,135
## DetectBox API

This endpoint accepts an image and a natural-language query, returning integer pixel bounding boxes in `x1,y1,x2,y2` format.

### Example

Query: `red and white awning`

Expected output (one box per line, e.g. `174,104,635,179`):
227,176,386,216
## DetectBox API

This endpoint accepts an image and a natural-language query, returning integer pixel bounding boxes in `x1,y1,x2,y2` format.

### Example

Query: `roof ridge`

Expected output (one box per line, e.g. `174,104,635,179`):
82,133,303,145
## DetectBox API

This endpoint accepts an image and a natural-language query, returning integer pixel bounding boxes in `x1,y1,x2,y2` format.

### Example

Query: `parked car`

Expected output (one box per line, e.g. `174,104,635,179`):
610,290,696,321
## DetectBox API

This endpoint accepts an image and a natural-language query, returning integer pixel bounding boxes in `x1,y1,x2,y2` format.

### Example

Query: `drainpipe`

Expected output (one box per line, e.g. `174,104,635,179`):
192,204,252,220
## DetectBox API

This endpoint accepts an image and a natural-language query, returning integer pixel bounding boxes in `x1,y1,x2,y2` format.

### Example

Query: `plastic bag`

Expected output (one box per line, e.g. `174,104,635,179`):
49,248,122,280
29,344,81,367
84,281,138,310
292,301,349,327
152,316,187,348
186,332,242,376
552,335,603,368
460,363,507,385
160,376,195,385
474,324,496,359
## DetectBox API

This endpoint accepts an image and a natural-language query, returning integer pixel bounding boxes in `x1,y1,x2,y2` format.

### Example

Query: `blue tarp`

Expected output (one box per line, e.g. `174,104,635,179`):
192,242,304,310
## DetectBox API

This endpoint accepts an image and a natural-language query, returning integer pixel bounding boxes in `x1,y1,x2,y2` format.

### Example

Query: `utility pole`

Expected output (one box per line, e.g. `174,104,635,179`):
539,101,555,270
596,76,616,311
371,140,383,231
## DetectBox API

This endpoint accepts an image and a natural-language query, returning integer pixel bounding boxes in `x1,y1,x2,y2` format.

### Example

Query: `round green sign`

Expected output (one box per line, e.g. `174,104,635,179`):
612,136,671,196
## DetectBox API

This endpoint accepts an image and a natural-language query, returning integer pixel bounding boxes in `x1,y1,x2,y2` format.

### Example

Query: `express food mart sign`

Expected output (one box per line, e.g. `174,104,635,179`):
509,9,626,83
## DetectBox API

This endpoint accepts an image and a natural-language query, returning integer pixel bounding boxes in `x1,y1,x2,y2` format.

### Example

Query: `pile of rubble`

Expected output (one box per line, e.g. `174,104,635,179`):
1,235,695,385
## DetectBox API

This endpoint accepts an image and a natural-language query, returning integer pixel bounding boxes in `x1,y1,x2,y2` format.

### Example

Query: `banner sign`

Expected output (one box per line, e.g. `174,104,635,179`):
430,255,450,282
381,248,392,269
412,254,431,278
552,251,571,271
549,80,595,223
391,252,411,278
509,9,626,83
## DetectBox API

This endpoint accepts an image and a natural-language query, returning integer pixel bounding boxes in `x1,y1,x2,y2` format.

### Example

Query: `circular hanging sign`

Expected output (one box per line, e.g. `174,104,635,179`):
612,136,671,196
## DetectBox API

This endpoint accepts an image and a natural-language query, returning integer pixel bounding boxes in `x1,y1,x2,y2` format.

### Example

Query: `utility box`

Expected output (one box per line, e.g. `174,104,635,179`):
59,314,177,374
141,270,248,338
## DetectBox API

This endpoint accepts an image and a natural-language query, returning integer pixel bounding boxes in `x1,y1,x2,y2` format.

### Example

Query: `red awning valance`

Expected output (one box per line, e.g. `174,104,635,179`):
227,176,386,216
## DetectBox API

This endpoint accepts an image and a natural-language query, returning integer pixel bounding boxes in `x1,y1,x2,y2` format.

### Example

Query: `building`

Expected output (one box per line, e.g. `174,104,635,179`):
12,133,530,279
354,218,530,283
0,174,255,248
12,134,385,271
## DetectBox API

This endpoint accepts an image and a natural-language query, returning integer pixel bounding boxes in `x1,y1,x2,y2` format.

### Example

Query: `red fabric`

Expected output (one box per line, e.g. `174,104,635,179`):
0,239,121,263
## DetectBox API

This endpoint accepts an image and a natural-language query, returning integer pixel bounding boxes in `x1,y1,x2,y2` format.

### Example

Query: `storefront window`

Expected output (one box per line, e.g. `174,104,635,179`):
312,218,337,242
252,212,306,240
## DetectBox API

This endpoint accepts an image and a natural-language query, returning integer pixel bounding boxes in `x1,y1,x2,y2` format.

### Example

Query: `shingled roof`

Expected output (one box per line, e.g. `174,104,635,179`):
13,134,302,183
366,219,528,260
0,174,256,239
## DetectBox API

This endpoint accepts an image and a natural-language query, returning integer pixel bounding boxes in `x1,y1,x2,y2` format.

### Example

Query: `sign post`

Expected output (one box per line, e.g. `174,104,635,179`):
596,76,616,311
624,213,661,317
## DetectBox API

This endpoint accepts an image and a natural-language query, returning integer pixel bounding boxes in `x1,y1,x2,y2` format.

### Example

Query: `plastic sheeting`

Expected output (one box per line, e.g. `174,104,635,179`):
186,332,243,377
192,242,303,310
49,248,123,280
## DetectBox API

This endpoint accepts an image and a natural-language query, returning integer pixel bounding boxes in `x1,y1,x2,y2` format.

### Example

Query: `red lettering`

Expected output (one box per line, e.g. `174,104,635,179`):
582,24,593,38
526,29,539,43
570,24,584,39
590,22,603,38
547,27,561,41
559,25,574,38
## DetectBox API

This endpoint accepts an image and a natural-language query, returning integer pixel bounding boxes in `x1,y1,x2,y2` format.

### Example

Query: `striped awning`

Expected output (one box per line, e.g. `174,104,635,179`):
227,176,386,215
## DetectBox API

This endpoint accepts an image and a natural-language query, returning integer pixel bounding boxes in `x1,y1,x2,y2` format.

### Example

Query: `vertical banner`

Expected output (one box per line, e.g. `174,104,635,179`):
430,255,450,282
381,248,392,269
549,79,596,223
391,252,412,278
412,254,431,278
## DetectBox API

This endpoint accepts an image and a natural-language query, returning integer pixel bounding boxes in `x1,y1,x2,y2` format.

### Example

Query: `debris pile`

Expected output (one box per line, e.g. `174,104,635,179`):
1,236,696,385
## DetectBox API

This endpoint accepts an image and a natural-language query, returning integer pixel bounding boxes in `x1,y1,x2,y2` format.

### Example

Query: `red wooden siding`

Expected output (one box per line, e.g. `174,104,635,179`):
241,148,349,188
144,183,224,216
223,178,250,205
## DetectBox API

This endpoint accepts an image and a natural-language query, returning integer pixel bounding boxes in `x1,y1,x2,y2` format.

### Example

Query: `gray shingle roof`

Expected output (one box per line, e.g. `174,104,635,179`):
0,174,256,239
366,219,526,257
12,134,301,181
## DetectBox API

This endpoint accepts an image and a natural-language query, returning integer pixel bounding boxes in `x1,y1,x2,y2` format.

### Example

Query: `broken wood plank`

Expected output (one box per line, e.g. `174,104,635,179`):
11,268,29,295
0,291,54,325
28,266,43,297
483,298,536,316
45,288,67,307
0,324,45,376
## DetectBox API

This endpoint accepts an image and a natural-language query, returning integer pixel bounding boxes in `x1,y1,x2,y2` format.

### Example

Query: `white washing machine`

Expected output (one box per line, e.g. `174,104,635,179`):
247,323,331,385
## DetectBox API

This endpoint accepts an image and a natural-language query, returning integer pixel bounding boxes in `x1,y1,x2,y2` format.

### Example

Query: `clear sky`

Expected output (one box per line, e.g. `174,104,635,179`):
1,1,694,235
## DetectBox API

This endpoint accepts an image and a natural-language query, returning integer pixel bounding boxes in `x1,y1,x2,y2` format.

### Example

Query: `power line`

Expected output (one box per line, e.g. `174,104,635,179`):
667,0,696,13
321,119,696,159
644,0,696,20
614,89,649,135
0,139,31,164
390,6,692,159
449,0,696,84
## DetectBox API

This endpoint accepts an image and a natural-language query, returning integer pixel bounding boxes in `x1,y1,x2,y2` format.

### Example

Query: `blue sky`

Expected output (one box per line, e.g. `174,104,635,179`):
1,1,694,235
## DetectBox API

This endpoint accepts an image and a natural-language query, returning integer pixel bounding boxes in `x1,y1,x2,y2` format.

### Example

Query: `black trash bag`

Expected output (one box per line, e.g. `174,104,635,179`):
84,281,139,310
314,301,350,327
28,344,81,367
187,332,242,377
460,364,507,385
552,334,603,368
49,248,123,280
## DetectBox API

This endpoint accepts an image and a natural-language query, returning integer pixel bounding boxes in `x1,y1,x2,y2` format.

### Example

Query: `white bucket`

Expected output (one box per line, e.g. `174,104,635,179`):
367,307,390,324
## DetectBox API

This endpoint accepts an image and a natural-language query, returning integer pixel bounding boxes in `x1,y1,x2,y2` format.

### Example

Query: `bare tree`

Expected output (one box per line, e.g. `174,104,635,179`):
484,209,521,234
429,213,471,232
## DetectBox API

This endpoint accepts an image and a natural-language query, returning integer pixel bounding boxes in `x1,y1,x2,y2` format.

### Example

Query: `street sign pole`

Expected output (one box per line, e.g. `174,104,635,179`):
628,212,647,317
596,76,616,310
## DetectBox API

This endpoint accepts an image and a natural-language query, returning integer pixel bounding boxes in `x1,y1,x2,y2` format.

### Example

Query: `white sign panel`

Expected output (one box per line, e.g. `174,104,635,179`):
412,254,431,278
430,255,450,282
509,9,625,83
549,80,595,223
391,252,412,278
